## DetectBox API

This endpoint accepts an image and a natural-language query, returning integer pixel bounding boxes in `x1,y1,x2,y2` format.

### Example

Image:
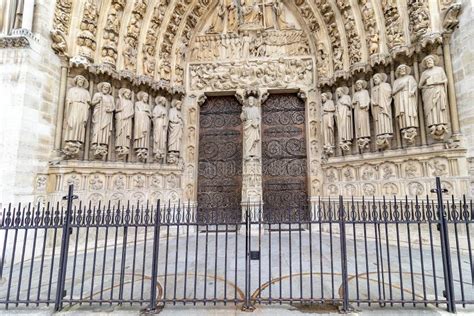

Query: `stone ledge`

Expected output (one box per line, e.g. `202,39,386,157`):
0,29,39,50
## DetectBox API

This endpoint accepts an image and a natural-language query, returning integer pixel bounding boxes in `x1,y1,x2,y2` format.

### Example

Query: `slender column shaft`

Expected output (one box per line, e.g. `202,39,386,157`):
443,36,461,137
21,0,35,31
53,65,68,153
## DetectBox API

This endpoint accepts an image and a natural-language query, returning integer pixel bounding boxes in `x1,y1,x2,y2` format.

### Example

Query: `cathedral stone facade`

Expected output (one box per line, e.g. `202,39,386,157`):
0,0,473,211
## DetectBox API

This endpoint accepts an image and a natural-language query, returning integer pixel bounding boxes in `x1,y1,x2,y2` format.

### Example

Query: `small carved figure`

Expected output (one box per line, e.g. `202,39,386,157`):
91,82,115,159
335,86,353,152
115,88,134,158
167,100,184,164
393,64,419,144
419,55,449,139
153,96,168,161
134,92,151,162
353,80,371,149
321,92,336,155
63,75,91,158
371,73,393,149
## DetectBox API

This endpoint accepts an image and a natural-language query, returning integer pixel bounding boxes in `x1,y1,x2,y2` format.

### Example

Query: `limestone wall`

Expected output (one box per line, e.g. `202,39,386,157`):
0,0,61,203
451,0,474,195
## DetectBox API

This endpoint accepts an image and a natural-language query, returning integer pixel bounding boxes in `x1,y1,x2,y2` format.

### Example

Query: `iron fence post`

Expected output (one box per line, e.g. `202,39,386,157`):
54,185,75,311
433,177,456,313
148,200,161,313
339,195,349,312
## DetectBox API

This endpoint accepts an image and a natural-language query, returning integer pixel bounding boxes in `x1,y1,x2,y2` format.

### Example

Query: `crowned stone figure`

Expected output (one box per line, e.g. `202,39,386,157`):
322,92,336,155
393,64,419,144
91,82,115,159
419,55,449,140
335,86,353,152
153,96,168,162
371,73,393,149
115,88,134,159
134,91,152,162
353,80,371,150
63,75,91,158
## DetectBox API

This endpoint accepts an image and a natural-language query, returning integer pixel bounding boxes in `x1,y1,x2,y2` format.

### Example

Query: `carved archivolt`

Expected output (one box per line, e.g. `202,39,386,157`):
51,0,462,86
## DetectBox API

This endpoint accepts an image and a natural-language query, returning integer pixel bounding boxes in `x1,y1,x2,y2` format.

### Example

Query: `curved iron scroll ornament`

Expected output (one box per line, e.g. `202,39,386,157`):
197,96,243,222
262,94,309,220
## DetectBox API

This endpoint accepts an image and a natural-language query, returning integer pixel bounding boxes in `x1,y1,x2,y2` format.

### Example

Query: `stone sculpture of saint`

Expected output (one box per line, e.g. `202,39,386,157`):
241,0,262,26
208,0,225,33
91,82,115,159
115,88,134,159
241,95,261,160
63,75,91,158
167,100,184,164
419,55,449,139
227,0,238,32
393,64,419,144
133,91,151,162
322,92,336,155
153,96,168,161
353,79,371,149
335,86,353,152
371,73,393,149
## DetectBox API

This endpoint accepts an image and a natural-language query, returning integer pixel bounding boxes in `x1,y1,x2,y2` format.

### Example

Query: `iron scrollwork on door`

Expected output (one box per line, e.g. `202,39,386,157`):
197,96,243,222
262,94,308,220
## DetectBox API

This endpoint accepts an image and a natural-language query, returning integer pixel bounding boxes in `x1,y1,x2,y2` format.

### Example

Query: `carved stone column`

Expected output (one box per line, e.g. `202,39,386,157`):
182,92,205,205
236,88,268,213
301,89,322,205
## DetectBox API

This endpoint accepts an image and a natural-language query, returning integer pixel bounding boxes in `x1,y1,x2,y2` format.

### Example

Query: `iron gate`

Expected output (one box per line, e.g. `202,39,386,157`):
0,178,473,313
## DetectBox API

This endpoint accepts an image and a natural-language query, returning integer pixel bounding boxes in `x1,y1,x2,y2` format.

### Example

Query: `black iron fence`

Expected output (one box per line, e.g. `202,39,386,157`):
0,178,473,313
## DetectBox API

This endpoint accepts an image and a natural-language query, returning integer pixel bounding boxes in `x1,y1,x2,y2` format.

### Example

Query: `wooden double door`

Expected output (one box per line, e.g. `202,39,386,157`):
197,94,308,220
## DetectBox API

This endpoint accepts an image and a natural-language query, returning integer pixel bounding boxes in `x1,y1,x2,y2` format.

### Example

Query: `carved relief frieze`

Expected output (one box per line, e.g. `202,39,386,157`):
189,58,314,92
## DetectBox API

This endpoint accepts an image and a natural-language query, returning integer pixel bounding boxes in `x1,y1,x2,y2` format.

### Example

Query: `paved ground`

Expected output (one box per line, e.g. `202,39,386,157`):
0,225,473,315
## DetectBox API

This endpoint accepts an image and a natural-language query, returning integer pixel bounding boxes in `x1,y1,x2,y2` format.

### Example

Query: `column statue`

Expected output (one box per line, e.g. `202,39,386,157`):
91,82,115,159
393,64,419,144
62,75,91,158
353,80,371,149
133,91,151,162
167,99,184,164
322,92,336,155
153,96,168,162
241,95,262,160
419,55,449,139
335,86,353,152
115,88,134,159
371,73,393,149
